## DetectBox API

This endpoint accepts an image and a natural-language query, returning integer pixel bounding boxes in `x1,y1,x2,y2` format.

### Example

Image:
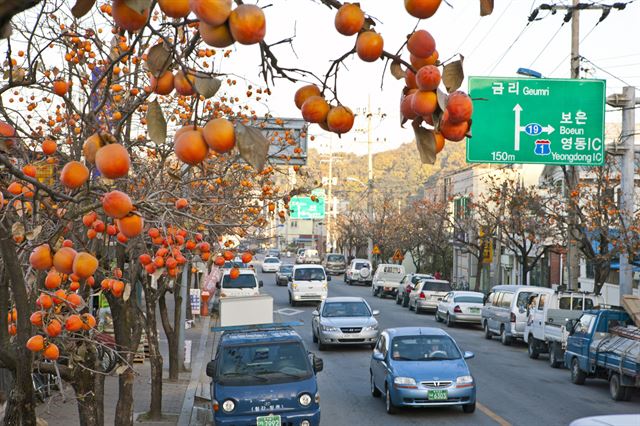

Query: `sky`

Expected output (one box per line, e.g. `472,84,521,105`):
220,0,640,155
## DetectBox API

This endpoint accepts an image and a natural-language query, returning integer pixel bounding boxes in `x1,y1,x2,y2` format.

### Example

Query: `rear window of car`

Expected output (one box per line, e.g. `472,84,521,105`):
305,250,319,256
559,297,595,310
454,296,484,304
222,274,257,289
327,255,344,262
354,262,369,270
500,292,514,308
411,275,431,284
280,265,293,273
265,258,279,263
422,281,452,292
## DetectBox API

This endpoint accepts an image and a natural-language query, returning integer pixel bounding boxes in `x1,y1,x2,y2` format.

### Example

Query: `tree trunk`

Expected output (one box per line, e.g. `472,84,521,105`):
144,285,163,420
95,373,105,425
474,259,484,292
159,291,179,381
114,370,135,426
0,226,36,426
74,369,101,426
521,251,529,286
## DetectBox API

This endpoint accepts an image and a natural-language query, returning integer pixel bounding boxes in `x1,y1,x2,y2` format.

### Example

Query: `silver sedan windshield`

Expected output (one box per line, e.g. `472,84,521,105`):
322,302,371,317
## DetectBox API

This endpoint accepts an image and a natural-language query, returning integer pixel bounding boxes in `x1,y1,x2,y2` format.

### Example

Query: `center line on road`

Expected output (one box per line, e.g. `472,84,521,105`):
478,402,512,426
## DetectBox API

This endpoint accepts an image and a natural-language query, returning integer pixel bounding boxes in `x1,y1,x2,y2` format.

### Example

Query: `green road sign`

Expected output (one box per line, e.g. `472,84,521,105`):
467,77,605,166
289,196,325,219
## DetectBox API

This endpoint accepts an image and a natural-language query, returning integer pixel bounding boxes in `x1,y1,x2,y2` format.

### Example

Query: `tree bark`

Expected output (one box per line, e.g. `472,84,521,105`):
158,291,179,381
143,281,163,420
73,368,101,426
0,225,36,426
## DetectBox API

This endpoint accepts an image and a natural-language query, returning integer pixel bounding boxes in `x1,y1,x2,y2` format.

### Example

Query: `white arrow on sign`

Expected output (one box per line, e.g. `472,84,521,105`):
513,104,523,151
541,125,555,135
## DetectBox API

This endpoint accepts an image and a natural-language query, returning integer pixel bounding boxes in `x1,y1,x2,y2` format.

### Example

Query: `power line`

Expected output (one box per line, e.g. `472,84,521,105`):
486,22,532,75
581,55,639,89
467,2,514,59
529,23,566,69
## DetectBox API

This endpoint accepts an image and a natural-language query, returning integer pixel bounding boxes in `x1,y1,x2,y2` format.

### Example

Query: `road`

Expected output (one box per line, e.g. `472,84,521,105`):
254,258,639,426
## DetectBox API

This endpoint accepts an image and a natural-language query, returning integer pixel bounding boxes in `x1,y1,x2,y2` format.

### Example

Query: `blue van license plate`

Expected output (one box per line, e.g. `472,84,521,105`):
257,415,281,426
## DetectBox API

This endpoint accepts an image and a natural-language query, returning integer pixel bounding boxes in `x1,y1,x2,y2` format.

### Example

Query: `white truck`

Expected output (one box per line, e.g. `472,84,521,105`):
524,290,603,368
371,264,405,299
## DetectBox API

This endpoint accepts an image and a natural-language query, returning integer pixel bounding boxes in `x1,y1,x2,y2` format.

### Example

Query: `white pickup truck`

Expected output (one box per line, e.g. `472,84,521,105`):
524,291,603,368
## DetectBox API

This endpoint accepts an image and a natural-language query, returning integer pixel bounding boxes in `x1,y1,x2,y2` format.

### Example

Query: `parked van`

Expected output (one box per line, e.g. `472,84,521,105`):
481,285,553,345
288,265,330,306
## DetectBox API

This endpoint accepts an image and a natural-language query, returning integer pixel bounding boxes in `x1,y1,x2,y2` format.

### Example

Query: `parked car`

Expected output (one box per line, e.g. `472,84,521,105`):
288,264,330,306
524,291,603,367
323,253,346,275
565,308,639,401
481,285,553,345
435,291,485,327
396,273,434,307
371,264,405,298
295,248,306,264
276,264,294,286
408,279,452,314
370,327,476,415
344,259,373,286
311,297,380,350
261,256,281,273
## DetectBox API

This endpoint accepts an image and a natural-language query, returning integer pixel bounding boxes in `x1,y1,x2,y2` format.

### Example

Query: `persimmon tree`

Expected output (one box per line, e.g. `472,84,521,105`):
0,0,495,425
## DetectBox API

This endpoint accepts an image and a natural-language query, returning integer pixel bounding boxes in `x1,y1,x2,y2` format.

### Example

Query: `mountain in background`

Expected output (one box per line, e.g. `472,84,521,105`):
305,139,467,209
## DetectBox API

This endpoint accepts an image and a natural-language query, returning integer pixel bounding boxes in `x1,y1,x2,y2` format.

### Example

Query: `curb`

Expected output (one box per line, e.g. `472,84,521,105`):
178,315,211,425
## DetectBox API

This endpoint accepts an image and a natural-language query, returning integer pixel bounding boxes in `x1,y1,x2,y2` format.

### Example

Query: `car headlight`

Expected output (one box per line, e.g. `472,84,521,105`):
222,399,235,413
363,324,378,331
394,377,416,386
298,393,312,406
292,283,298,289
321,325,339,332
456,375,474,384
322,283,328,290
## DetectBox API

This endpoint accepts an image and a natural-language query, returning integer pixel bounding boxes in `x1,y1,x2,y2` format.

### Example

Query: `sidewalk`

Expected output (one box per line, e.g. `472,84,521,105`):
37,313,215,426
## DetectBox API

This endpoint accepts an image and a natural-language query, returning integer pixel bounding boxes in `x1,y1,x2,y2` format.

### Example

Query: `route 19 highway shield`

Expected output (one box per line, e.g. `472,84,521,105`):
466,77,605,166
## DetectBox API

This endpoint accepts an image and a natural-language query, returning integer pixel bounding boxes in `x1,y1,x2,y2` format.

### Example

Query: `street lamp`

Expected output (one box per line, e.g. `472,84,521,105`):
516,67,543,78
346,176,367,187
346,177,373,262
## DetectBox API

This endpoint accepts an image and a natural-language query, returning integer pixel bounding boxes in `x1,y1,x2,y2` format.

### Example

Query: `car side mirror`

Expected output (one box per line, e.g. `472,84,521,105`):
205,360,217,377
372,310,380,316
372,351,384,361
326,276,331,282
259,280,264,287
216,282,220,289
313,355,323,373
288,276,293,282
463,351,475,360
312,310,319,316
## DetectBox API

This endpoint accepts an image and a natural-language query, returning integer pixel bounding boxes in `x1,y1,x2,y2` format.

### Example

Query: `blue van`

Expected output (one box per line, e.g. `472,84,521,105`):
206,326,323,426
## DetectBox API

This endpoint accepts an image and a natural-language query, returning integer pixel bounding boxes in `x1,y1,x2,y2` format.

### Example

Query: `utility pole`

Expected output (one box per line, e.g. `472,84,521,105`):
607,87,639,304
326,135,334,254
367,96,374,263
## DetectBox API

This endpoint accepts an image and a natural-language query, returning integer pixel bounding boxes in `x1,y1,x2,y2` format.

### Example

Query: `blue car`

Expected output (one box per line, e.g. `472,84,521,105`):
370,327,476,414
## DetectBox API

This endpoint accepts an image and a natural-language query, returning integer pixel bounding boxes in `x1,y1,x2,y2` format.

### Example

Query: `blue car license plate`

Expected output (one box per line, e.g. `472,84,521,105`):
257,415,281,426
428,390,448,401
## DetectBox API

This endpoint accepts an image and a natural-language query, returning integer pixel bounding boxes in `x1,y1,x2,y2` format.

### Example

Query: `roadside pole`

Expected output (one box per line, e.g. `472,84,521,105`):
607,86,639,303
178,262,189,371
366,97,374,263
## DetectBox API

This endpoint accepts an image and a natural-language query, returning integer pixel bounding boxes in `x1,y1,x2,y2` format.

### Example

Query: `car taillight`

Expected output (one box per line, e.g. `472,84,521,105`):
510,312,516,322
454,305,462,313
419,292,426,299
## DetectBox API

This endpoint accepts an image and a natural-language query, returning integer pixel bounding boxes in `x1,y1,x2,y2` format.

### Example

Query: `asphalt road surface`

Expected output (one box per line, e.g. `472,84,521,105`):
254,257,639,426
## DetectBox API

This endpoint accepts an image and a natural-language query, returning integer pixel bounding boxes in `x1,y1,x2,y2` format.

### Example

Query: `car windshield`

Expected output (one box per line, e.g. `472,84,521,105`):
454,296,484,304
217,342,312,386
327,255,344,262
323,301,371,317
391,335,461,361
294,268,325,281
280,265,294,273
265,258,279,263
222,273,257,289
354,262,369,270
422,281,452,292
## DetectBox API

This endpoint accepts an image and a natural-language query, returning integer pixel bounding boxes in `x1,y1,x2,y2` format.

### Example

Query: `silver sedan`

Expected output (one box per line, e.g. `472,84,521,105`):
311,297,380,351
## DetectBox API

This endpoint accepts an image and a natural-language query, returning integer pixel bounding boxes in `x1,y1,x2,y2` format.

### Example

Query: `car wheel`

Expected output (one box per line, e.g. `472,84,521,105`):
609,373,628,401
370,373,381,398
385,386,398,414
409,301,415,311
549,343,563,369
370,343,376,350
462,402,476,414
570,358,586,385
435,311,443,323
312,330,318,343
415,305,421,315
483,322,492,340
318,340,326,351
446,314,454,328
528,337,540,359
500,326,512,346
396,293,402,305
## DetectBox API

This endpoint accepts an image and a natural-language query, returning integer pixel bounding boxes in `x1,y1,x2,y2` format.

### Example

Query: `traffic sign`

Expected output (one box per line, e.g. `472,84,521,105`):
289,196,325,219
372,245,381,255
467,77,605,166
